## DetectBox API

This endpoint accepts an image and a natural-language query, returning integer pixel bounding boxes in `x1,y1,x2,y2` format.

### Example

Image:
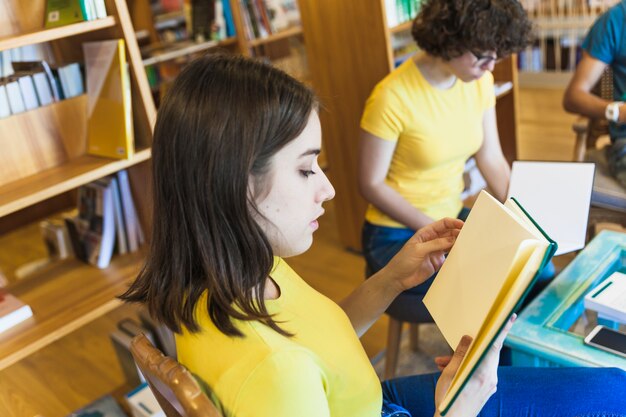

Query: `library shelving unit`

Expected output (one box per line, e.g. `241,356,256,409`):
0,0,156,413
517,0,618,87
298,0,520,251
129,0,310,99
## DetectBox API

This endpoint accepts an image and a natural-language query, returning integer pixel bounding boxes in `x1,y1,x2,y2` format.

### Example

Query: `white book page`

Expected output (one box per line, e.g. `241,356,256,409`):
507,161,595,255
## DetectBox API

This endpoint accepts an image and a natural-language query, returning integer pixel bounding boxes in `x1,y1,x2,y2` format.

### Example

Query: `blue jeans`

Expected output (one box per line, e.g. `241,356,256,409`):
361,207,555,295
382,367,626,416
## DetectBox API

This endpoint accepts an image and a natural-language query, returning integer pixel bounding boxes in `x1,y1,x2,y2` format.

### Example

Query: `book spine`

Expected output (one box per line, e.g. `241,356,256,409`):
5,80,25,114
0,85,11,118
119,40,135,160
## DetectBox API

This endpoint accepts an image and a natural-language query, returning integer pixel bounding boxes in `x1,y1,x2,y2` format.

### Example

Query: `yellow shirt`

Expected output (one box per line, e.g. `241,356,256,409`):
361,57,495,227
176,258,381,417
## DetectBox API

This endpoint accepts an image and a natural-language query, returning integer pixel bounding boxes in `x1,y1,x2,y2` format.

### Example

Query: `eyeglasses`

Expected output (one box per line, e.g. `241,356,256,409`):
471,51,499,67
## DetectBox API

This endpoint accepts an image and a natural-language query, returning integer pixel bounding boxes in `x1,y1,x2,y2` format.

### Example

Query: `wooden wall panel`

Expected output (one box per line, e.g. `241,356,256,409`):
298,0,392,251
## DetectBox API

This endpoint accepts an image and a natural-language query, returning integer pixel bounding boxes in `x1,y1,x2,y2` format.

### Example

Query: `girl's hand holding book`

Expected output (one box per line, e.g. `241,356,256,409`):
385,217,463,292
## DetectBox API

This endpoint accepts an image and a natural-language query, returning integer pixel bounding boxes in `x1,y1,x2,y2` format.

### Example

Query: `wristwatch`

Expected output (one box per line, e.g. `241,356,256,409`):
605,101,624,122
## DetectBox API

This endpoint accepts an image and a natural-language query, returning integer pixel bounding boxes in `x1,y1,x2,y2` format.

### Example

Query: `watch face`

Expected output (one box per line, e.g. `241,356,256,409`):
607,103,620,122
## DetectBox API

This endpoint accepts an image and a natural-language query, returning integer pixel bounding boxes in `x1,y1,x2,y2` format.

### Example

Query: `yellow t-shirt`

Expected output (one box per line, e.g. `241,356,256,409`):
176,258,381,417
360,58,495,228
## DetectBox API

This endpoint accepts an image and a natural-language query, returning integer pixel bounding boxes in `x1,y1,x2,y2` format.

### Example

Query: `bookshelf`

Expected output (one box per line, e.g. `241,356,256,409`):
299,0,520,250
517,0,619,87
0,0,156,413
129,0,311,106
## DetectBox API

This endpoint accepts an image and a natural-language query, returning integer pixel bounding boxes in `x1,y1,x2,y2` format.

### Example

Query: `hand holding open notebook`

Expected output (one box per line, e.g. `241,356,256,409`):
423,190,557,415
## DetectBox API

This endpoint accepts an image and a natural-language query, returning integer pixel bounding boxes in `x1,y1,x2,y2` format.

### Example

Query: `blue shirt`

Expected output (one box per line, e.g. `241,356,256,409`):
582,1,626,139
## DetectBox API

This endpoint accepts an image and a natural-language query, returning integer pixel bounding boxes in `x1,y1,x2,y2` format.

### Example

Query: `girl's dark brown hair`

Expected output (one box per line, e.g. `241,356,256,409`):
120,54,316,337
412,0,533,60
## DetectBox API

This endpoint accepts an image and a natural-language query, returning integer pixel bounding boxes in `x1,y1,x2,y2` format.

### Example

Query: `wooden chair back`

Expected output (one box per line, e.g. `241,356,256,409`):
130,333,223,417
573,67,613,160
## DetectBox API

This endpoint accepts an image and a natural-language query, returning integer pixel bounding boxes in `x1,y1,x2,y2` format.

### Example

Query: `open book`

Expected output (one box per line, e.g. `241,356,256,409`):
423,190,557,415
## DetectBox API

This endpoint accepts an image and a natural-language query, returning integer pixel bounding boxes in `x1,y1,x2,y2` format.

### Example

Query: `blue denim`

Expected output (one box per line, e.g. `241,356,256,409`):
382,367,626,417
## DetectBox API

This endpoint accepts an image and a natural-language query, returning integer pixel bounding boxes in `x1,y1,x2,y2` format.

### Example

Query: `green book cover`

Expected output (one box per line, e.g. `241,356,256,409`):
44,0,87,28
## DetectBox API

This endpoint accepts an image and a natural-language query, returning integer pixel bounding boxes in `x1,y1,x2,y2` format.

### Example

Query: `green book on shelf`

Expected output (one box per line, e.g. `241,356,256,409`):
423,190,557,415
44,0,88,28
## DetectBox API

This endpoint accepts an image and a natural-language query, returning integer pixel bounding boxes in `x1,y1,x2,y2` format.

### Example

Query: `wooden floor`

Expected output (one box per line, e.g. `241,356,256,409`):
0,87,578,417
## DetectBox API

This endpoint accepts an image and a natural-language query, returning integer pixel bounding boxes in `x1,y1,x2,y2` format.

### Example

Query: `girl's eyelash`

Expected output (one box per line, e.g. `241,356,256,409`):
300,170,316,178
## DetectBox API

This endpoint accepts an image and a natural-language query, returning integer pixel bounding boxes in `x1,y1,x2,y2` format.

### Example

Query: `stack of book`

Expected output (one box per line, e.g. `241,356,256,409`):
0,46,84,119
64,169,145,269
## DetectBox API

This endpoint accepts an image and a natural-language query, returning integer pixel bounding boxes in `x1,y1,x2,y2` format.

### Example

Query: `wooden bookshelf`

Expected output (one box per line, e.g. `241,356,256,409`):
0,148,151,217
142,37,238,66
389,20,412,34
0,0,157,412
248,26,303,47
0,17,117,52
0,249,145,370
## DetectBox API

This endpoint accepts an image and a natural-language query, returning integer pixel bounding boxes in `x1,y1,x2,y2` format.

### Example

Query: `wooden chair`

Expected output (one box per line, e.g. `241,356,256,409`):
571,67,626,236
130,333,223,417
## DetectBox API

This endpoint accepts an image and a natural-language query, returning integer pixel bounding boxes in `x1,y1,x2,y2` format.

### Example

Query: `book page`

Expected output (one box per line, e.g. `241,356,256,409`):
440,247,547,412
507,161,594,255
423,191,546,349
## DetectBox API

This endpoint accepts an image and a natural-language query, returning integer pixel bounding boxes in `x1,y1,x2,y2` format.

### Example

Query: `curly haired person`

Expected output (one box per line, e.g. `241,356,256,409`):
359,0,555,291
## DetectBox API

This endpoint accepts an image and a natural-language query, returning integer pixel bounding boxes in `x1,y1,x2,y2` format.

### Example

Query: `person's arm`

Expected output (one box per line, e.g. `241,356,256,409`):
562,52,616,120
473,107,510,202
358,128,435,230
340,218,463,337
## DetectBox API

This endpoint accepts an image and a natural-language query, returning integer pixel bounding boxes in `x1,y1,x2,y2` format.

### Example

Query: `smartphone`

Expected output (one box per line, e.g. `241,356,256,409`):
584,325,626,358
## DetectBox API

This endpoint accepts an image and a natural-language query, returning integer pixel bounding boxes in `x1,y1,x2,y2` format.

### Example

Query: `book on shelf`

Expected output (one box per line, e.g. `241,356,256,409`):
0,84,10,118
507,161,595,256
31,72,54,106
14,74,40,110
45,0,108,28
190,0,217,42
110,318,156,387
126,382,165,417
56,62,84,99
44,0,87,28
3,79,26,114
100,176,129,255
40,219,73,260
0,290,33,334
65,394,128,417
65,181,116,269
117,169,145,252
0,50,14,77
139,308,177,358
584,271,626,324
12,61,62,102
83,39,134,159
423,190,557,415
110,328,145,388
221,0,236,37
